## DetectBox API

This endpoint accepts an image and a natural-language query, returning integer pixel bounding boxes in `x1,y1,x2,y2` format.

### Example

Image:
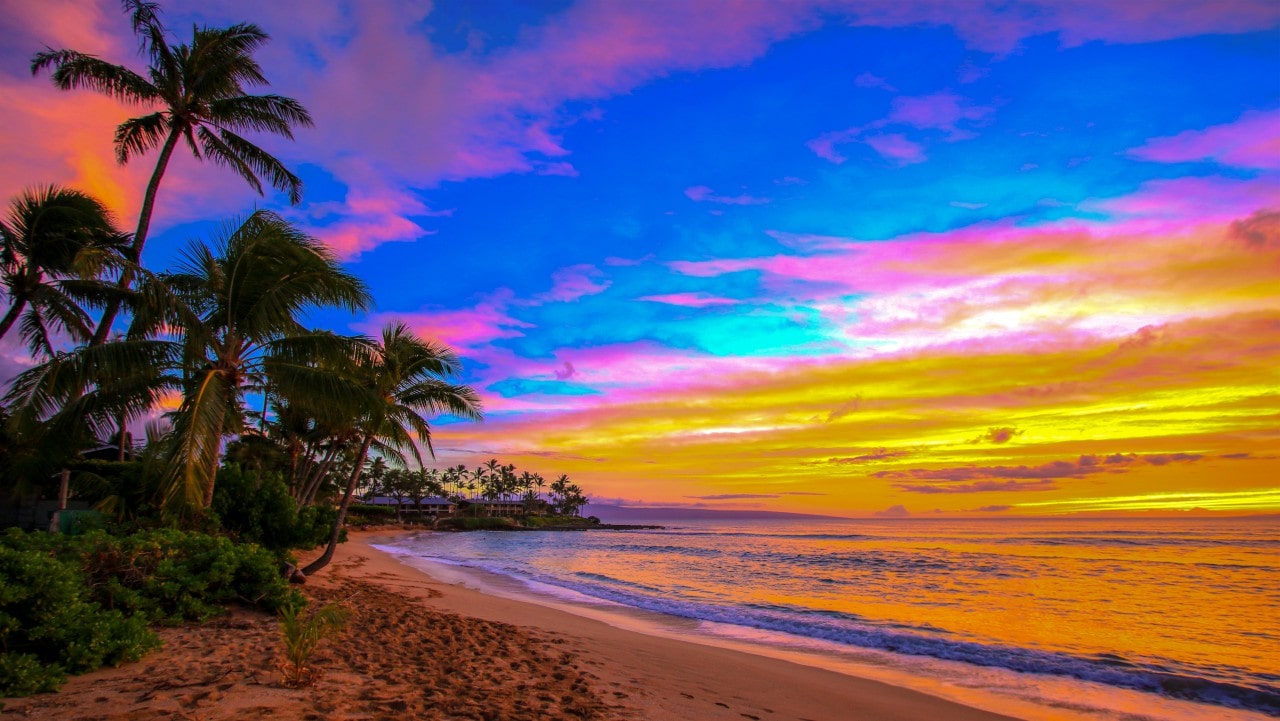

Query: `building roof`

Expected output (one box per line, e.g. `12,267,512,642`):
362,496,455,506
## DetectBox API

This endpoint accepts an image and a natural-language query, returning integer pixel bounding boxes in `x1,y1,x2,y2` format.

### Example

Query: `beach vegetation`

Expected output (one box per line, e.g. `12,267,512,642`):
211,465,336,552
302,322,483,575
435,516,517,531
0,526,298,696
277,600,350,687
0,186,128,356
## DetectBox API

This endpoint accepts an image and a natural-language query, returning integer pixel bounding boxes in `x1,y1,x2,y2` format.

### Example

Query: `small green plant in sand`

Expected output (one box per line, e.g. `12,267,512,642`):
278,601,351,686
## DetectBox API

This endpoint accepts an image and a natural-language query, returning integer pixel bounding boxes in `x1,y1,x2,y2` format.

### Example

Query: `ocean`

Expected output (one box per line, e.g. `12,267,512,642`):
380,516,1279,721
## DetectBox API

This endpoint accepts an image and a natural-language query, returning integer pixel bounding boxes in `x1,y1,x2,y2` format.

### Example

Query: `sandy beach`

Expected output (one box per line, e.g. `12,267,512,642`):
2,529,1021,720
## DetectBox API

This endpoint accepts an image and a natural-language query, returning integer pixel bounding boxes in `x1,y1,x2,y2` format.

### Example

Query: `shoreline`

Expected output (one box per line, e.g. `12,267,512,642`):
358,529,1025,721
2,528,1023,720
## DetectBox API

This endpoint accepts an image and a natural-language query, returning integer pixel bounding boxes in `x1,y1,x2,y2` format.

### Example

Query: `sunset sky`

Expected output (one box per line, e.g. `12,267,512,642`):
1,0,1278,517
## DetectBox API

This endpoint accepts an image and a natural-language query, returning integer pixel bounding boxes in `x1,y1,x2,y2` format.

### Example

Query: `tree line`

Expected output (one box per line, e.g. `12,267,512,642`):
361,459,590,519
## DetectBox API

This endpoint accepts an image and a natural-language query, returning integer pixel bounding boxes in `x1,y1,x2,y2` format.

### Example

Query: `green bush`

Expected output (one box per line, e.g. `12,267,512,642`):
345,504,397,523
435,516,515,531
212,465,335,551
0,543,157,696
0,527,302,697
71,529,300,622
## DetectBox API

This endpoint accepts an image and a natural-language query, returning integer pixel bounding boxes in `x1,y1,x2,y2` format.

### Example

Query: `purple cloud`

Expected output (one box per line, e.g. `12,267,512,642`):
972,426,1024,444
854,71,896,91
684,185,771,205
827,448,910,464
1230,210,1280,249
863,133,928,165
874,504,911,518
1129,109,1280,170
896,479,1058,494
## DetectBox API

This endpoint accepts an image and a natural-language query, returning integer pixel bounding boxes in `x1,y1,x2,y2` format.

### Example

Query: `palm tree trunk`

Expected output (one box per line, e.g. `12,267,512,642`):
0,299,26,341
91,126,182,346
303,432,373,576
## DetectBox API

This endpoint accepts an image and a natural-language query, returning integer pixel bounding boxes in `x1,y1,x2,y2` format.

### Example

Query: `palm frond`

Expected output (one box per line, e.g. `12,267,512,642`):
195,126,265,196
164,366,232,513
208,94,313,136
207,129,303,203
30,50,157,104
114,113,170,163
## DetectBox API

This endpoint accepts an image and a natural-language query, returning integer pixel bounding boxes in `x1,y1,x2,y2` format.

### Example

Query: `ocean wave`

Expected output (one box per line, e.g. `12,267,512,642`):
495,565,1280,715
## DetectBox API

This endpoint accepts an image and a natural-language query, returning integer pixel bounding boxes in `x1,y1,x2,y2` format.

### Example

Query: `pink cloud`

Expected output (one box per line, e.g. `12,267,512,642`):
1129,109,1280,170
1086,175,1280,224
365,290,533,353
673,209,1280,357
863,133,928,165
808,92,988,164
854,71,895,91
887,92,992,134
806,129,861,164
534,264,612,303
684,185,771,205
305,182,442,259
7,0,1280,259
537,161,581,177
840,0,1280,54
638,293,741,307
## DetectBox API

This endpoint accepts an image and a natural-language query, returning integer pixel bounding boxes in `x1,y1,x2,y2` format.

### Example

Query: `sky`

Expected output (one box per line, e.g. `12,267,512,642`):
1,0,1278,517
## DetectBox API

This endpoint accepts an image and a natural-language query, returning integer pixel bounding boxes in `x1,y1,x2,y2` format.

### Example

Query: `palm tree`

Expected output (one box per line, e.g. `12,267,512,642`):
156,210,369,512
0,186,126,355
32,0,314,343
303,322,482,575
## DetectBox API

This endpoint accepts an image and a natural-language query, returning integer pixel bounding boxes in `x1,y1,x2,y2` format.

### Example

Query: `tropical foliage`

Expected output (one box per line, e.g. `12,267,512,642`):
0,186,127,356
0,527,296,695
365,460,590,518
0,0,495,701
302,322,483,575
277,601,350,687
31,0,314,343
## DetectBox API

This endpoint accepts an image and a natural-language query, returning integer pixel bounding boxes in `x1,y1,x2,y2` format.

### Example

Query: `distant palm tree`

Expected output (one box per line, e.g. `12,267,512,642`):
303,323,482,575
0,186,126,355
161,211,369,510
32,0,313,343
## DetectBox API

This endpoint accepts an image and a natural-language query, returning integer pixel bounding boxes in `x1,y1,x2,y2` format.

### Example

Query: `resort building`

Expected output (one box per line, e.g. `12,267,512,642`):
361,496,456,517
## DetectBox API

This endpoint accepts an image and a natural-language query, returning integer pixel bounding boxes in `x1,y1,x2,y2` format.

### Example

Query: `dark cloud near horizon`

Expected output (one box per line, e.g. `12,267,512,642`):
826,396,862,422
881,452,1207,494
825,448,910,464
897,479,1057,494
874,504,911,518
972,504,1013,512
684,493,781,500
1229,209,1280,248
971,426,1023,444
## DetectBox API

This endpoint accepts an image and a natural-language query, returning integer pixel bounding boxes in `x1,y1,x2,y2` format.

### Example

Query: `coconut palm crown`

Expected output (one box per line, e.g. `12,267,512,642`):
31,0,314,343
303,322,483,575
160,210,371,511
0,186,127,356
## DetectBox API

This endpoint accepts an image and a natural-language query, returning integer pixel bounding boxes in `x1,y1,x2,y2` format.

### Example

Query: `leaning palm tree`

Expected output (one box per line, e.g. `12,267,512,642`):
0,186,127,356
32,0,314,343
303,323,482,575
157,210,369,512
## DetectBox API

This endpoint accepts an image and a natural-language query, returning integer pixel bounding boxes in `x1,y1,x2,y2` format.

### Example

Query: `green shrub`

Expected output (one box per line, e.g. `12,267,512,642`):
435,516,515,531
278,601,350,686
212,465,335,551
0,543,157,696
0,527,302,697
345,504,397,523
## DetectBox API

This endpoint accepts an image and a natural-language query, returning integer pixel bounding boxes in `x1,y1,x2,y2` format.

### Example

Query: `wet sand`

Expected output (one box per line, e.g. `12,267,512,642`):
1,529,1023,720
